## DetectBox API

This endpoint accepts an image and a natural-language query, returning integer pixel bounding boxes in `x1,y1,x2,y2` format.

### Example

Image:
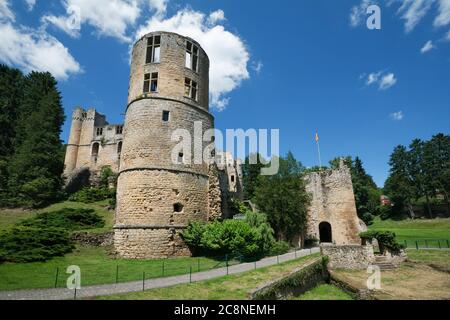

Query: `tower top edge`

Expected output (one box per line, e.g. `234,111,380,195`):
132,31,209,61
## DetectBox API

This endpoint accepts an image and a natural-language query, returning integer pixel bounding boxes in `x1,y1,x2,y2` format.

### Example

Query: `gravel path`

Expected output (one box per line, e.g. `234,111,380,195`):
0,248,320,300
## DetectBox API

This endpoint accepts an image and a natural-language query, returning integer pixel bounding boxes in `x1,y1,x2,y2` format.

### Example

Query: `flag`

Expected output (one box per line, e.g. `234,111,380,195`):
315,131,319,143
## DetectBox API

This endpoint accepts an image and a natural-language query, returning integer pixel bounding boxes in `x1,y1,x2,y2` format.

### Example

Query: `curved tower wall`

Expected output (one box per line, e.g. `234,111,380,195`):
63,107,84,175
114,32,214,259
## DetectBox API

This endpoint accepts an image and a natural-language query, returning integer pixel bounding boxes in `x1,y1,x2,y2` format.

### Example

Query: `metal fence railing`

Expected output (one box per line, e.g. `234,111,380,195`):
403,239,450,250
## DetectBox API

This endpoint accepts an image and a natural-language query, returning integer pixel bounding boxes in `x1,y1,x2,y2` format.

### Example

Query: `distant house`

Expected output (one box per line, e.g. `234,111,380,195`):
380,195,392,206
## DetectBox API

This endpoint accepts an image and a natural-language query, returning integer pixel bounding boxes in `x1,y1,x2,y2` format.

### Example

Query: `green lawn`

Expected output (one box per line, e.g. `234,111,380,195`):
369,217,450,248
292,284,354,300
406,249,450,270
0,200,114,234
97,254,320,300
0,245,239,291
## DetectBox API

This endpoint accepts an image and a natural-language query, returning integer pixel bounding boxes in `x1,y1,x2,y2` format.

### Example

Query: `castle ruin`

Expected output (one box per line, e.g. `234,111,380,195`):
64,31,363,259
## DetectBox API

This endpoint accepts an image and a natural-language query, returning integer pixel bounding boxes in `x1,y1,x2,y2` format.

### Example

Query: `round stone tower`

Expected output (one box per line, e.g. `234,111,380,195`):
114,32,214,259
63,107,84,176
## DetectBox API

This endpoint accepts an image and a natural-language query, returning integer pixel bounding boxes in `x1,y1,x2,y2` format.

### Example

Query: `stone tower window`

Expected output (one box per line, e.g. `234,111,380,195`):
184,78,198,101
92,143,100,163
185,41,198,72
96,127,103,136
116,126,123,134
162,110,170,122
117,141,123,155
144,73,158,93
174,203,184,213
231,175,235,183
178,152,184,164
145,35,161,64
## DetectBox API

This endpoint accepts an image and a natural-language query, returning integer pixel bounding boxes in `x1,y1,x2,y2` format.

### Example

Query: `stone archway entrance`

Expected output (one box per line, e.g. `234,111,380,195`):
319,222,332,243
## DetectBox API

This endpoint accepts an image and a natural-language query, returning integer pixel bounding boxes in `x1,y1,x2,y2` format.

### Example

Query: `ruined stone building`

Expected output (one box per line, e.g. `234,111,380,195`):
63,32,242,258
303,159,365,246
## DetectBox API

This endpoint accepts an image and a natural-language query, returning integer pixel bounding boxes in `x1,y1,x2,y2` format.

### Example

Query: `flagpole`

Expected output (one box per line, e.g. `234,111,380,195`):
315,131,322,168
316,140,322,168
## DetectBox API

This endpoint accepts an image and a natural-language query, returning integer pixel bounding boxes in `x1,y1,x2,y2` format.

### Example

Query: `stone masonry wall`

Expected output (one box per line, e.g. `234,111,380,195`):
321,244,375,269
305,163,363,245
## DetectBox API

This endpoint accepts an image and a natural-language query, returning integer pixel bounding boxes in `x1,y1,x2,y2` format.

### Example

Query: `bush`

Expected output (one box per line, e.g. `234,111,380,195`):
0,226,74,263
360,230,405,253
19,208,105,231
304,236,319,248
379,205,394,220
68,187,114,203
268,241,290,256
361,212,374,226
182,218,276,259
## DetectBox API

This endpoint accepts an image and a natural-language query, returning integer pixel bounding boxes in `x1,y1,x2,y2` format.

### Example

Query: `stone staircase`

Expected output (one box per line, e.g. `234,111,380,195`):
373,255,397,270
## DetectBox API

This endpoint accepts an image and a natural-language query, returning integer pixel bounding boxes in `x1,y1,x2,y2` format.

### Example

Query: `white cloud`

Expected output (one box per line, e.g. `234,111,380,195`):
0,0,81,80
148,0,168,16
434,0,450,27
135,8,250,110
25,0,36,11
350,0,373,27
379,73,397,90
420,40,435,53
207,9,225,26
397,0,434,33
390,111,404,121
363,71,397,90
252,61,263,74
0,0,14,21
43,0,142,42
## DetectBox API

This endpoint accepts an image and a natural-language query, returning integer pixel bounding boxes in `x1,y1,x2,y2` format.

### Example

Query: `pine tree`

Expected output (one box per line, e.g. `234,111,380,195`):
0,66,25,204
7,72,65,208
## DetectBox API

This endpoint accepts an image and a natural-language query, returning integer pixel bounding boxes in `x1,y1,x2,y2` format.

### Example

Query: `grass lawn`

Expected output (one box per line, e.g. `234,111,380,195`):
292,284,354,300
0,245,238,291
369,217,450,248
406,249,450,270
0,200,114,234
332,250,450,300
96,254,320,300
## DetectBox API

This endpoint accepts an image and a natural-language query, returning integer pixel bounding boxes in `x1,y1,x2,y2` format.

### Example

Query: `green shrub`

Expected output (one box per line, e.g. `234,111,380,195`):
0,226,74,263
379,205,394,220
68,187,114,203
361,212,374,226
360,230,404,253
182,218,276,259
268,241,290,256
19,208,105,231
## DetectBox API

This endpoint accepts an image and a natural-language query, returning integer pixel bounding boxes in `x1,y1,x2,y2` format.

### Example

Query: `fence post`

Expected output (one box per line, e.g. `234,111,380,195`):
277,255,279,264
162,261,165,277
73,288,77,300
294,250,297,259
310,248,312,255
447,239,449,248
254,261,257,270
415,241,419,250
54,267,59,288
226,255,229,275
116,265,119,284
438,240,441,249
142,272,145,291
189,266,192,283
198,258,200,272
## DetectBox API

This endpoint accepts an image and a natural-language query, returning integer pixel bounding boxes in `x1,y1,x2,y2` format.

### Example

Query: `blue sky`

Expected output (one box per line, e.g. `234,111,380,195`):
1,0,449,187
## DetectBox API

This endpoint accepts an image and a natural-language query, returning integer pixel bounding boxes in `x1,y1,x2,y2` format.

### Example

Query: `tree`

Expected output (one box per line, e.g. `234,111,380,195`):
7,72,65,208
242,153,265,200
0,66,24,202
253,152,310,243
384,145,416,219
